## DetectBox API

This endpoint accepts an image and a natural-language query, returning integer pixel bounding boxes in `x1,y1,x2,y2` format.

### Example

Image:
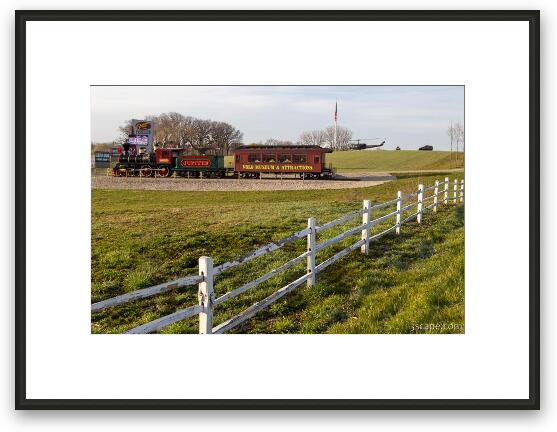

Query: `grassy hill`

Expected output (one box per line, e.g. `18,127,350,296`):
91,172,464,334
327,150,463,172
225,150,463,172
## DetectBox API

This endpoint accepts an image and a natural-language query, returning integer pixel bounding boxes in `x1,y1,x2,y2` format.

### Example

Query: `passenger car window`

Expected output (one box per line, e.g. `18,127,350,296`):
293,154,307,163
279,154,291,163
263,154,276,163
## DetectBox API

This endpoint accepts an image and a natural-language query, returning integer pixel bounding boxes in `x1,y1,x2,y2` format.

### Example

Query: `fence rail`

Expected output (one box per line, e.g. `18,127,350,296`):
91,275,204,312
92,177,464,334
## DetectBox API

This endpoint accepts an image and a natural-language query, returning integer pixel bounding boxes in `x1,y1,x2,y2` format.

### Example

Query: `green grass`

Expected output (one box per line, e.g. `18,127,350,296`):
327,150,463,172
91,173,464,334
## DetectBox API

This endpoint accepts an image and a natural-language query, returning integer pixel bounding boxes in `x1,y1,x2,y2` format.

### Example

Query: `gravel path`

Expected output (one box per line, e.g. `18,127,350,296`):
91,173,395,192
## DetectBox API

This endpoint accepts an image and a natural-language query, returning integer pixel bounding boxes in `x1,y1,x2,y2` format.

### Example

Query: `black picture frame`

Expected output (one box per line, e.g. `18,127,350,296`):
15,9,540,410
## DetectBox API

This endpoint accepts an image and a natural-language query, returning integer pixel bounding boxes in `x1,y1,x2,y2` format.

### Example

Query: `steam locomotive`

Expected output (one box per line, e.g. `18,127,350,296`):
113,141,227,178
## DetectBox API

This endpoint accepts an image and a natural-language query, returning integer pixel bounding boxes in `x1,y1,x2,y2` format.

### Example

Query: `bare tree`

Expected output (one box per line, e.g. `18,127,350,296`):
155,112,195,147
117,119,133,144
264,138,281,146
153,113,172,145
299,129,327,146
459,124,465,159
188,119,213,152
453,122,464,165
211,121,243,155
447,123,456,167
324,125,353,150
118,113,244,155
263,138,294,146
127,115,241,153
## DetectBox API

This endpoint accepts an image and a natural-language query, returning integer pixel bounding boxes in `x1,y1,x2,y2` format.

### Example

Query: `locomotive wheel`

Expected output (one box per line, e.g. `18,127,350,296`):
140,165,153,177
157,166,171,178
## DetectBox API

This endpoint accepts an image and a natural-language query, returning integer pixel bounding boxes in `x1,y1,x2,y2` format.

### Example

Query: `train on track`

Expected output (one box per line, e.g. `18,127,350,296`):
113,142,337,180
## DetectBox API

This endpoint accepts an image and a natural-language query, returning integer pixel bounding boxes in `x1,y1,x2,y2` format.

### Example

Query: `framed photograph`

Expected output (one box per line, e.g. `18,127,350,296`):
15,10,539,409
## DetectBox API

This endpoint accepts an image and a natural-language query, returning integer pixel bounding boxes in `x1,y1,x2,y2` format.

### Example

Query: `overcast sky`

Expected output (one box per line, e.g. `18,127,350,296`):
90,85,464,150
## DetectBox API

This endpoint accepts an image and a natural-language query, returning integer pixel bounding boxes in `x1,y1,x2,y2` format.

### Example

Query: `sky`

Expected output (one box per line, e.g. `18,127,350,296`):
90,86,464,150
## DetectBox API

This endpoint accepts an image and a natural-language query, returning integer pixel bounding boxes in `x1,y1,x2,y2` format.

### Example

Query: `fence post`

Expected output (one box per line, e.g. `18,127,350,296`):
417,184,424,224
307,217,316,287
198,256,214,334
361,199,371,254
460,179,465,203
433,180,439,212
453,179,458,204
444,177,449,204
396,191,403,234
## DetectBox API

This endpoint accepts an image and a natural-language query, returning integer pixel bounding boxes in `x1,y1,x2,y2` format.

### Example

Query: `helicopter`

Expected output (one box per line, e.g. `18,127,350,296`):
347,138,386,150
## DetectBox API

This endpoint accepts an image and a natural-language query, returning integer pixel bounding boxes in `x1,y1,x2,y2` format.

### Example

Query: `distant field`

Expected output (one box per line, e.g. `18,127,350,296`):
91,172,464,334
327,150,463,172
225,150,463,173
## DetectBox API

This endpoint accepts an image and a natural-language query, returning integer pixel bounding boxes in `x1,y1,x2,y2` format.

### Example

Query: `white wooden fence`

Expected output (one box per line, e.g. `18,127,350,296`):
91,177,464,334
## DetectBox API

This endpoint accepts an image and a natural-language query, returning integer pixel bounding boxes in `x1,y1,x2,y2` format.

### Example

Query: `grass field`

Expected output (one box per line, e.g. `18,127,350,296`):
327,150,463,172
224,150,463,172
91,172,464,334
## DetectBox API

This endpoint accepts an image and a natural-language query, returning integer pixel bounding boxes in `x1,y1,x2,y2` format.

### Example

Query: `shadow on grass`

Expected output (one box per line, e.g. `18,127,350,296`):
231,205,464,334
319,205,464,294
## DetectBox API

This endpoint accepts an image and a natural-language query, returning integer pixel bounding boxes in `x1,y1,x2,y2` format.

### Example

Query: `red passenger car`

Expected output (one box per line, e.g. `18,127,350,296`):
233,145,334,179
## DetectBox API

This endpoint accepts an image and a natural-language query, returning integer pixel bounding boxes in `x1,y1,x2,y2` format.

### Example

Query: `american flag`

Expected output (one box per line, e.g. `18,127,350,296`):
334,102,338,122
